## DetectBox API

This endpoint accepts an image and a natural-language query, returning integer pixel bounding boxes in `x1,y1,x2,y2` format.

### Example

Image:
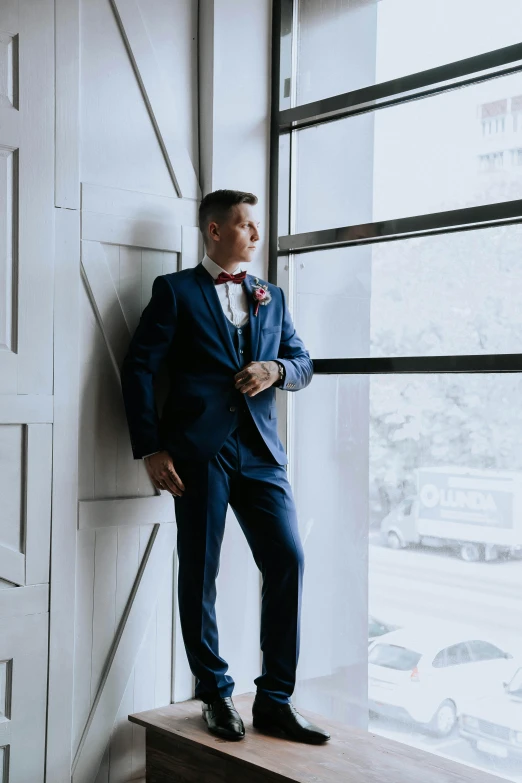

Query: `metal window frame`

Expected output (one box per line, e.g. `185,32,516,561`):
269,0,522,375
279,43,522,132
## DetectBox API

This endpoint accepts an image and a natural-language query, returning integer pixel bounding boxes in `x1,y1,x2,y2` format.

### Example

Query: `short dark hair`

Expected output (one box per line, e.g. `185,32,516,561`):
198,189,258,245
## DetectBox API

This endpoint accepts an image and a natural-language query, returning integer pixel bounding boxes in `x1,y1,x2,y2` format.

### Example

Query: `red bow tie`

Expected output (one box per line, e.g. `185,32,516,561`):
215,270,247,285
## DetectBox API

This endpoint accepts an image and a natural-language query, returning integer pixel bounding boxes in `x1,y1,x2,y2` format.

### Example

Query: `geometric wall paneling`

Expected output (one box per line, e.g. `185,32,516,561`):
80,182,200,256
105,243,178,336
81,0,179,200
78,276,135,502
81,182,198,227
81,209,182,253
108,0,200,200
0,33,18,111
127,554,174,782
81,240,134,374
55,0,80,209
0,548,23,590
79,240,173,507
0,659,11,719
0,424,23,554
0,3,53,783
74,199,185,781
0,423,52,587
180,224,201,271
10,0,54,397
0,584,48,619
0,0,19,44
47,206,80,783
0,0,54,398
71,522,176,783
51,0,202,775
75,191,201,783
0,610,48,783
77,531,174,782
24,423,52,586
79,496,175,530
71,528,94,758
0,395,53,424
92,524,174,782
0,745,9,783
0,146,17,354
0,32,18,112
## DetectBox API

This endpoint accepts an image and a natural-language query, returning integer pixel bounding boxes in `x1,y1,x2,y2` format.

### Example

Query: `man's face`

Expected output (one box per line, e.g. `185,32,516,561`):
208,203,260,263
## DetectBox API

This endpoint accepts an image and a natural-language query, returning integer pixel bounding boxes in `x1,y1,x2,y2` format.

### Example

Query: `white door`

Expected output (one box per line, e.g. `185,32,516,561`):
0,1,54,782
65,2,201,782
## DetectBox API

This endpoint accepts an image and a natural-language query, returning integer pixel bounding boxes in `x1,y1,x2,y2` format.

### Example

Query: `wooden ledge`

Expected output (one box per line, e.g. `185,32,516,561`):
129,692,503,783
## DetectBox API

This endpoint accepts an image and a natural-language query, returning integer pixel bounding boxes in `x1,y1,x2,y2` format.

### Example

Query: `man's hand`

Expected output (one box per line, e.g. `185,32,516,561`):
234,361,280,397
144,450,185,496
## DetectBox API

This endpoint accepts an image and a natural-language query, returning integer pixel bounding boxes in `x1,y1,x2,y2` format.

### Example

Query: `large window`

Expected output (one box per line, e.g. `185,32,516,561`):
272,2,522,780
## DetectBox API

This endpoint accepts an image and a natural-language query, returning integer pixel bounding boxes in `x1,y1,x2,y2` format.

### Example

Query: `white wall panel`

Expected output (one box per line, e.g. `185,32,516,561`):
54,0,204,778
80,0,176,197
79,242,176,502
0,425,23,554
73,529,96,755
1,612,48,783
137,0,199,180
91,528,118,705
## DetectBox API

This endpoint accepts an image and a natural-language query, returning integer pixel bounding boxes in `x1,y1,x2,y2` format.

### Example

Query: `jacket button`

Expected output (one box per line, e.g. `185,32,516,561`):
238,329,242,334
230,406,236,412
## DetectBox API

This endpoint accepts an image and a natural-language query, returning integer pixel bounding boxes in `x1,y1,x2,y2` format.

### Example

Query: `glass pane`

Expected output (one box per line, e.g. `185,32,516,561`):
292,374,369,727
295,0,522,107
278,133,291,237
366,371,522,781
295,70,522,233
294,224,522,359
368,644,422,671
292,371,522,782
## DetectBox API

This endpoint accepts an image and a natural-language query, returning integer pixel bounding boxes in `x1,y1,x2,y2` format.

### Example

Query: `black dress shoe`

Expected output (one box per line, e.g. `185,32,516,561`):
252,694,330,744
202,696,245,741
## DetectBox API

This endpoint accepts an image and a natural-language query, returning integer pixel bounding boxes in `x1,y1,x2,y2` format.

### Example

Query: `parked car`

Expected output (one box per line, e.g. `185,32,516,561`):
368,628,514,736
460,665,522,761
369,615,397,644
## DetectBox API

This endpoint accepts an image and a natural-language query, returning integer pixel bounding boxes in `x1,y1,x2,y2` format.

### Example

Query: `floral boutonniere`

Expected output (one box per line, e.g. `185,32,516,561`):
252,278,272,316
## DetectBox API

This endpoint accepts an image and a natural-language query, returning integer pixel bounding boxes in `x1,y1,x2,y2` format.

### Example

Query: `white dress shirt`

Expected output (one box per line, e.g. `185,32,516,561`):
143,254,250,459
201,253,250,327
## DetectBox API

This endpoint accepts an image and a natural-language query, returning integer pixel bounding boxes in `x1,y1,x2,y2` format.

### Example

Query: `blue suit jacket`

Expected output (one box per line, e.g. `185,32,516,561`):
120,262,313,464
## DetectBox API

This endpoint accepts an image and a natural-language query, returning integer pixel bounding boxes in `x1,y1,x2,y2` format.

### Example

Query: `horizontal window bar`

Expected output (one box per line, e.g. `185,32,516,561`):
278,200,522,253
279,43,522,131
312,354,522,375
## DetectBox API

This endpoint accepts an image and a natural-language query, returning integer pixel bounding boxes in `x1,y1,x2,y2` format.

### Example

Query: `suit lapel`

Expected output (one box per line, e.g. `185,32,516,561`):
195,264,240,368
243,274,261,362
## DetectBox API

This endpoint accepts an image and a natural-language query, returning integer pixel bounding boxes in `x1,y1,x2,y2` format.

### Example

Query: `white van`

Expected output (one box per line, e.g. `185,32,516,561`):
380,466,522,562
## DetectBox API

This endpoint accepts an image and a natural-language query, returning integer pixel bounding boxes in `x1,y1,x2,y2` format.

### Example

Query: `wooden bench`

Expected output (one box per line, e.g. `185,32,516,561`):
129,692,504,783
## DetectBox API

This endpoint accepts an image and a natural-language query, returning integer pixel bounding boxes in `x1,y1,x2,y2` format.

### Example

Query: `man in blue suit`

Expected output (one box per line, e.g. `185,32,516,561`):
121,189,329,744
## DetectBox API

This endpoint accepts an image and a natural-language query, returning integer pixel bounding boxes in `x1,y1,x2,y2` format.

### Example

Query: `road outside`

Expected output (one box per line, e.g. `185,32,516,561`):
369,537,522,781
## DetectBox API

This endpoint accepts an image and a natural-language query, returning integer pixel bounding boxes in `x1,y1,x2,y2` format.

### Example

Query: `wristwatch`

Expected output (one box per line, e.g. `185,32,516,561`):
275,361,285,386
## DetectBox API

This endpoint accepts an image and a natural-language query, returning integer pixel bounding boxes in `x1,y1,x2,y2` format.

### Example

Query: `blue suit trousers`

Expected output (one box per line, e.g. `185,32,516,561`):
173,415,304,704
